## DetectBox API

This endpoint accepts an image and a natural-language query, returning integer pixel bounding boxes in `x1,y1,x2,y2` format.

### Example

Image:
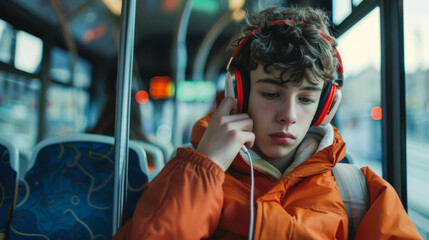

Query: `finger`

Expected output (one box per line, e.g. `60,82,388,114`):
241,131,255,149
213,96,237,118
220,113,251,123
224,117,253,132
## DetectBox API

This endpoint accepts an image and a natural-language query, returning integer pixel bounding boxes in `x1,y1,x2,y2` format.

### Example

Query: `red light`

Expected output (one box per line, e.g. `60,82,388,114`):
162,0,178,12
149,76,172,99
83,21,107,44
371,106,382,120
135,90,149,104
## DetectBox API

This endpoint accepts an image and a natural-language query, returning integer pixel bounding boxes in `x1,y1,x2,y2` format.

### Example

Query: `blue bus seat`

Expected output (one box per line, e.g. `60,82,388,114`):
0,138,19,239
8,134,149,240
134,141,165,181
170,142,194,159
17,153,29,181
146,136,174,164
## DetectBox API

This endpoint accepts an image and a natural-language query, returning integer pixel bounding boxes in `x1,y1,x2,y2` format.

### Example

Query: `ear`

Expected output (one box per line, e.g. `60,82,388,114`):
320,89,342,125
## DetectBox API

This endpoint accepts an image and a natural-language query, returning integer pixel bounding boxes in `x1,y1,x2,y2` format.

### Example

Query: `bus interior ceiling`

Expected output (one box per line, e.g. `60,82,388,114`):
0,0,323,146
0,0,324,88
2,0,244,88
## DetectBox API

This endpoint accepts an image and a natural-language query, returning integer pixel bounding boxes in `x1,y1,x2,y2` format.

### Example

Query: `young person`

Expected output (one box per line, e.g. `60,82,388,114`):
113,6,422,239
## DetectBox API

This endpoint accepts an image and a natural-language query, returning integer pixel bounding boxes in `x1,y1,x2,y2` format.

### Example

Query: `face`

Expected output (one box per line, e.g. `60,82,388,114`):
248,64,324,161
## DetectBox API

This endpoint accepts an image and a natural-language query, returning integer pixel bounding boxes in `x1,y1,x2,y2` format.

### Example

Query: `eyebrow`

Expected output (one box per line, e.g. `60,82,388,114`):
255,78,323,91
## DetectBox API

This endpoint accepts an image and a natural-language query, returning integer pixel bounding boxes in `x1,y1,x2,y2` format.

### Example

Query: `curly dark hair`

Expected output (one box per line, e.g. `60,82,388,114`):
229,6,338,86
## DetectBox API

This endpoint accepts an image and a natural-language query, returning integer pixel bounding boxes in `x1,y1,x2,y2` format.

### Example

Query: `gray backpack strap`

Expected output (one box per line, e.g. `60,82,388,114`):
332,163,370,240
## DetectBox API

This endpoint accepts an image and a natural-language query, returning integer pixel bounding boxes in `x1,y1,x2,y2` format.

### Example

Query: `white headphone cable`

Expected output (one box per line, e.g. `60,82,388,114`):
241,146,254,240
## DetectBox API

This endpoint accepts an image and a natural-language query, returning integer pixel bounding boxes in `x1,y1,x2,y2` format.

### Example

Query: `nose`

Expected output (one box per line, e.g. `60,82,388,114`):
276,99,297,125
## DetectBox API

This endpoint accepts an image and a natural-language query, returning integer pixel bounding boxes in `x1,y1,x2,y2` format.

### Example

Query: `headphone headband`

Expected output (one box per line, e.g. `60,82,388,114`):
230,20,298,59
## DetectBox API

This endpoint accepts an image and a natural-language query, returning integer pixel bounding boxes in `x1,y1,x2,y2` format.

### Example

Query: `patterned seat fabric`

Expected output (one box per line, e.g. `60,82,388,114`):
9,141,148,240
0,145,17,239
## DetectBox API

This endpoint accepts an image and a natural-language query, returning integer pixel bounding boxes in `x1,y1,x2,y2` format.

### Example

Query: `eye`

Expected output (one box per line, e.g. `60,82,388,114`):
299,97,316,105
261,92,280,100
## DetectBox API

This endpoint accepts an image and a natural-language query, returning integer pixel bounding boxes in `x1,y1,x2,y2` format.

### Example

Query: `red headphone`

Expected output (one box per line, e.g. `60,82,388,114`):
224,19,344,126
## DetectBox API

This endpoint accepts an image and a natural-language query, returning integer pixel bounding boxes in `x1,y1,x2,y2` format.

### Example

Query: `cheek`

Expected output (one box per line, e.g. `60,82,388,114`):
297,107,318,127
248,102,277,137
248,99,275,121
248,93,274,114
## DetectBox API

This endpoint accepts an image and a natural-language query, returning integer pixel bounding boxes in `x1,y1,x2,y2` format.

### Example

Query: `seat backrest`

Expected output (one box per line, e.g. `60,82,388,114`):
135,141,165,181
0,138,19,239
9,134,149,240
170,142,195,159
146,136,174,164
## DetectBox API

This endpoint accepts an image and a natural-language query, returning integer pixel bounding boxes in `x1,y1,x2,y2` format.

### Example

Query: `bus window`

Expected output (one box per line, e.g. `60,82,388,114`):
353,0,363,6
50,46,92,88
336,8,382,176
74,56,92,88
404,0,429,238
45,45,92,139
333,0,352,25
50,46,73,84
0,71,40,156
0,18,13,63
14,30,43,74
45,85,89,137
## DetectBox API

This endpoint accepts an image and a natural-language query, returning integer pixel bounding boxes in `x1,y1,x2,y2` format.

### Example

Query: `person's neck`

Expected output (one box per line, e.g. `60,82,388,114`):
252,146,298,173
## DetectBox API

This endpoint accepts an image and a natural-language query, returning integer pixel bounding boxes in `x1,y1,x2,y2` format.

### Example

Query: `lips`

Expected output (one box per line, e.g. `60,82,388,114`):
268,132,296,144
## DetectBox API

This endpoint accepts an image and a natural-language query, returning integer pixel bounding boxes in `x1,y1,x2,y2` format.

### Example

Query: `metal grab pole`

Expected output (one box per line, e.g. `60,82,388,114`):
112,0,136,236
172,0,193,148
192,10,232,82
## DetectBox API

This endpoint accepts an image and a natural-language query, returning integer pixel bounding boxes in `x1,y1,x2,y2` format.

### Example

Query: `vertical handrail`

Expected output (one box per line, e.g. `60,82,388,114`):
380,0,407,208
192,10,232,82
172,0,193,147
37,39,51,142
112,0,136,235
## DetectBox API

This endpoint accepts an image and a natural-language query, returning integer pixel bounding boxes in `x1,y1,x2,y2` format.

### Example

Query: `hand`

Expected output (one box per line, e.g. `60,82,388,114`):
196,97,255,171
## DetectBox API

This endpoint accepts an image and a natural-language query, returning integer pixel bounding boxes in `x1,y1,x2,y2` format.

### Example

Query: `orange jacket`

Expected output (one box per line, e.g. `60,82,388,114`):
113,113,421,240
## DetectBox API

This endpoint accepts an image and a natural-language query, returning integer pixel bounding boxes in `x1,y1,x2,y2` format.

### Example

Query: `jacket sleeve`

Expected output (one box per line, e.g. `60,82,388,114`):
113,148,225,240
356,167,422,240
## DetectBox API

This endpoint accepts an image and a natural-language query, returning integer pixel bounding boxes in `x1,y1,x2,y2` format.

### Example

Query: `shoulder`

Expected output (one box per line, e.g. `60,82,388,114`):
360,166,393,198
356,167,422,239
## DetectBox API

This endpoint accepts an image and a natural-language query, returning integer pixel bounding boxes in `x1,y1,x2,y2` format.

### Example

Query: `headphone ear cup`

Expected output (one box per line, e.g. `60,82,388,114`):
312,82,331,126
312,83,341,126
320,89,342,125
224,70,243,113
234,70,244,113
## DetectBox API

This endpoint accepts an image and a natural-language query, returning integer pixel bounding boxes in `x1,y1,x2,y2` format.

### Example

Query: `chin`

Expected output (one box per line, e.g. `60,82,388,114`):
267,151,290,160
255,145,294,160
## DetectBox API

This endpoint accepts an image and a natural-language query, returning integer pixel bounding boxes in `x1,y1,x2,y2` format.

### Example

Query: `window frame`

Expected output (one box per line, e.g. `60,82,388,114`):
332,0,407,208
